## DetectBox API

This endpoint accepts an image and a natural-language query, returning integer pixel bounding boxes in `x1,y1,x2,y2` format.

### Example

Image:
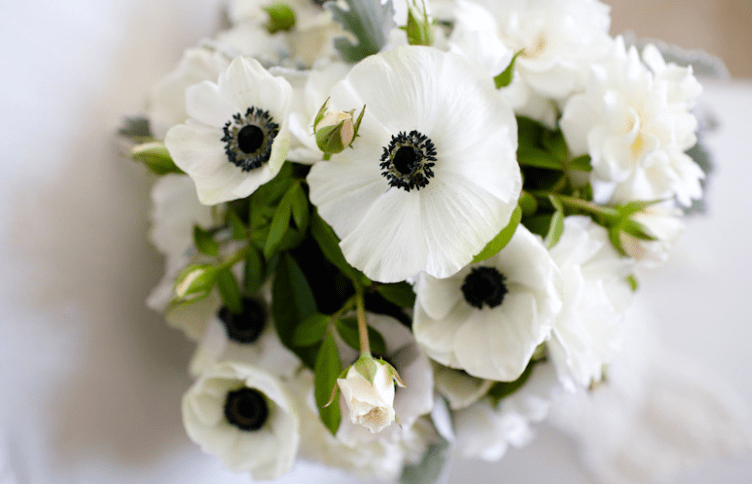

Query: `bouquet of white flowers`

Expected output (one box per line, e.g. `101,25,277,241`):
120,0,712,481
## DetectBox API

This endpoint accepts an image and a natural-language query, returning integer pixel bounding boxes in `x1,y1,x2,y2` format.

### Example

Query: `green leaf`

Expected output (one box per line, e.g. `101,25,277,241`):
399,438,451,484
226,207,247,240
516,116,547,150
193,225,219,256
119,116,151,139
569,154,592,172
627,274,638,292
315,331,342,435
310,211,366,283
542,129,568,162
273,254,319,367
244,245,265,294
216,267,243,314
518,192,538,217
263,1,296,33
376,282,416,308
620,219,657,241
250,163,295,228
293,313,330,347
472,205,522,262
326,0,395,62
130,141,184,175
545,209,565,249
524,213,553,238
288,182,309,232
517,147,563,171
264,190,294,258
494,49,523,89
335,318,387,355
608,225,626,256
488,360,537,406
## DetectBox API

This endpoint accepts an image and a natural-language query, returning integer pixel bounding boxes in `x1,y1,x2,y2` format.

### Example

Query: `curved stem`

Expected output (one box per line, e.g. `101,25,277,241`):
354,281,370,357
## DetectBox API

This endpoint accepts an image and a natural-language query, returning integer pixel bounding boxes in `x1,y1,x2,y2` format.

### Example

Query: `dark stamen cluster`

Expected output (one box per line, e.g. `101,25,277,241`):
224,387,269,431
461,266,508,309
222,107,279,172
380,130,437,191
217,298,267,344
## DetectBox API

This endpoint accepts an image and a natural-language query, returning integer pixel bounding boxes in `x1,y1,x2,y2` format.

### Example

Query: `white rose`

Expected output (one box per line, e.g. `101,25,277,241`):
337,360,399,433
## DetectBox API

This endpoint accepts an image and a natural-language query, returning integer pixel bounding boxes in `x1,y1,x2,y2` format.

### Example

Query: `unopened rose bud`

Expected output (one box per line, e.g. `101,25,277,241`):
313,99,365,156
174,264,218,301
263,2,296,34
336,357,404,433
404,0,435,47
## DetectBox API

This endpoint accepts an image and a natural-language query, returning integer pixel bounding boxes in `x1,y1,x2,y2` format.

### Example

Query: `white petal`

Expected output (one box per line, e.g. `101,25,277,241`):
340,189,428,283
185,81,238,128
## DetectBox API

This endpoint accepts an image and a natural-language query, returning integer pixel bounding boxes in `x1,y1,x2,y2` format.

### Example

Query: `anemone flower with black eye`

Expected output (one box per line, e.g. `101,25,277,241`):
165,56,293,205
306,46,522,283
182,362,299,480
413,225,562,382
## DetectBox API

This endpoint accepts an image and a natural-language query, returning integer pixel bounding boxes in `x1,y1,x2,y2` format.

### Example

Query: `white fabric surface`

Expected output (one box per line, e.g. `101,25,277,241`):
1,1,751,483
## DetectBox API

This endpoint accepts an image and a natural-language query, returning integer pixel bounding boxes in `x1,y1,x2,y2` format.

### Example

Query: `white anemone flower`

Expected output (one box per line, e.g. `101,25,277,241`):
190,293,300,378
548,216,633,389
560,37,704,206
148,47,232,140
335,314,434,445
413,225,562,381
307,46,521,283
182,362,299,480
165,56,293,205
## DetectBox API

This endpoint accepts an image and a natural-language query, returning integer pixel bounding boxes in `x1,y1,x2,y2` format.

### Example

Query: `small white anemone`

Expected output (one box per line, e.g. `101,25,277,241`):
165,56,293,205
182,362,299,480
413,225,562,381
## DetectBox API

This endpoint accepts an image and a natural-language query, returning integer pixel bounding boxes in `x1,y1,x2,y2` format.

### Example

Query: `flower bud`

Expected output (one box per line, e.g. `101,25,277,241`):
174,264,218,301
404,0,435,47
313,99,365,156
336,357,404,433
263,2,296,34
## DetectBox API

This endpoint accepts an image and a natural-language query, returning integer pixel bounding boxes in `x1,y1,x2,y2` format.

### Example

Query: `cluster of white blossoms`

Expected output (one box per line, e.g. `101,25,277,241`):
127,0,708,481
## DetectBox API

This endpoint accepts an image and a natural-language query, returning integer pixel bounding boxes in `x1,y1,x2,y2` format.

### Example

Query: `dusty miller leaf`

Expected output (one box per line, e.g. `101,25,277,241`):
326,0,395,62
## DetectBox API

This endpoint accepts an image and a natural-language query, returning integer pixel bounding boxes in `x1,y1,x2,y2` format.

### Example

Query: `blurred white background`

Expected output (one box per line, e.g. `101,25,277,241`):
1,1,751,483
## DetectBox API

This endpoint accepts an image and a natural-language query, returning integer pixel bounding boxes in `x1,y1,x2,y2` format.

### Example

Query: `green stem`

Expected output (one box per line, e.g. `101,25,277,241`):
354,281,370,357
331,295,356,323
530,192,619,220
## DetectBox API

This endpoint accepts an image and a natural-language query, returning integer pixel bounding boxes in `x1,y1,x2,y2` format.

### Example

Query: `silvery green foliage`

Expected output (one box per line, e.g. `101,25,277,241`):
326,0,395,62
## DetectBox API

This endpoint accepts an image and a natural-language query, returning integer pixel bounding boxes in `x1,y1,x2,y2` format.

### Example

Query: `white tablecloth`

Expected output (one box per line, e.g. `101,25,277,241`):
1,1,751,483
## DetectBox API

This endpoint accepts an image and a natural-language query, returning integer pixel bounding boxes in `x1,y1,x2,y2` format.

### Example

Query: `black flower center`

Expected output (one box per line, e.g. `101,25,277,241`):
221,107,279,172
461,266,508,309
217,298,266,344
237,125,265,154
380,130,437,192
224,388,269,431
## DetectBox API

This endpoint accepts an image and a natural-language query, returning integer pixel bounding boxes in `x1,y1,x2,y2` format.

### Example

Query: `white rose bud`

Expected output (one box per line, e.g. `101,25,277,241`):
337,357,404,433
313,98,365,156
